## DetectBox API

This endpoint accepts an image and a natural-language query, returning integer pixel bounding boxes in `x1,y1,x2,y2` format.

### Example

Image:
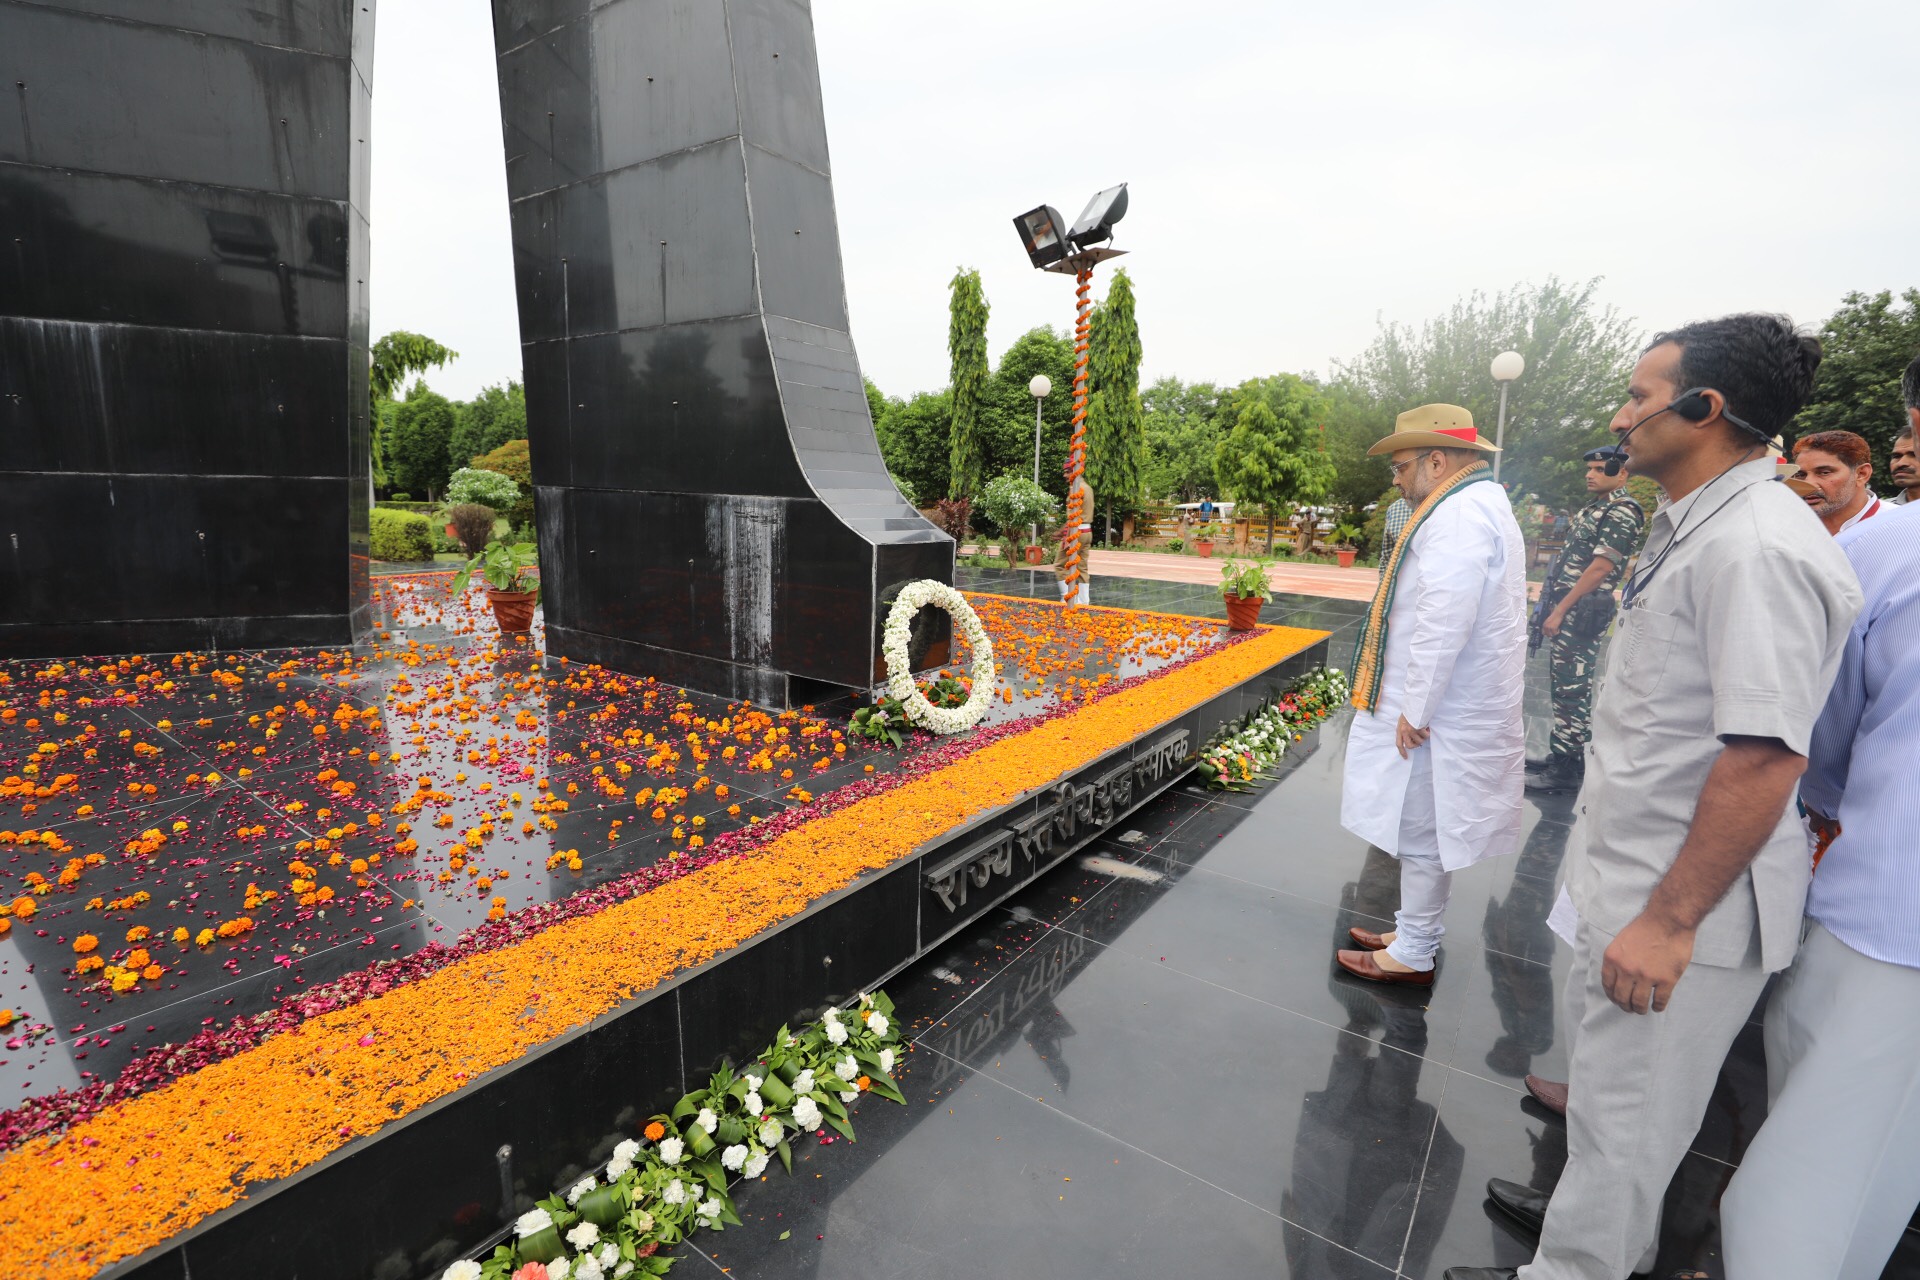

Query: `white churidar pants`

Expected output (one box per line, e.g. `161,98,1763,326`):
1519,919,1768,1280
1385,745,1451,972
1721,922,1920,1280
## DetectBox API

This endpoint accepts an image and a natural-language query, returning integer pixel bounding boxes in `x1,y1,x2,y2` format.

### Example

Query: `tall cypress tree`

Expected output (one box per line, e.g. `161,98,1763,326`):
1086,269,1145,542
946,268,990,500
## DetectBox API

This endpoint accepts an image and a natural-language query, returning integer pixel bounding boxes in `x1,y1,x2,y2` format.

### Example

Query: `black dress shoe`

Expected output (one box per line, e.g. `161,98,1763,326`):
1442,1268,1519,1280
1487,1176,1549,1236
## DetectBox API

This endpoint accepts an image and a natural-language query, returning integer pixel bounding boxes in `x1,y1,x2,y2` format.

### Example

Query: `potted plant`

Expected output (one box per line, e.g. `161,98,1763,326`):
1329,522,1363,568
1219,559,1272,631
1193,522,1219,558
452,541,540,634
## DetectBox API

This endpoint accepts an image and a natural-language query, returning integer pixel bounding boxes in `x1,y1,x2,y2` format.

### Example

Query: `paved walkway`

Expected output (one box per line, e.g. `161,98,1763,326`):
963,546,1382,603
1086,548,1380,601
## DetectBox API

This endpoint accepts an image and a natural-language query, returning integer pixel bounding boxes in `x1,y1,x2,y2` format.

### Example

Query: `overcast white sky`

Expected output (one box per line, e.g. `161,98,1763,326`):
370,0,1920,403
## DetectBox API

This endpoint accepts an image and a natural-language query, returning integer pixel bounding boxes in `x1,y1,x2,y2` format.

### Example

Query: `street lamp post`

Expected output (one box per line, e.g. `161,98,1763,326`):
1028,374,1051,551
1012,185,1129,605
1490,350,1526,482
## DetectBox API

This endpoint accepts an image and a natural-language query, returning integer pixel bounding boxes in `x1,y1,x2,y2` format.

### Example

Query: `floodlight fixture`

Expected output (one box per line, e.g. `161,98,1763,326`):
1066,183,1128,248
1013,205,1070,269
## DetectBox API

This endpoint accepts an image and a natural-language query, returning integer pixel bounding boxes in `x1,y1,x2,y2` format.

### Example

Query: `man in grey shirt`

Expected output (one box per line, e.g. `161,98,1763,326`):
1445,314,1863,1280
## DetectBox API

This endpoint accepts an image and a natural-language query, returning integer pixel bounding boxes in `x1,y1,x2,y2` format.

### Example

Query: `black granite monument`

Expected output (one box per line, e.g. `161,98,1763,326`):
0,0,375,657
492,0,950,705
1,0,943,701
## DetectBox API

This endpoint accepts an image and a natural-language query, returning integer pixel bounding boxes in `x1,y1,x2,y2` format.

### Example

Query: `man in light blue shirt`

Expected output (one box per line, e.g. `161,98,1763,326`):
1721,501,1920,1279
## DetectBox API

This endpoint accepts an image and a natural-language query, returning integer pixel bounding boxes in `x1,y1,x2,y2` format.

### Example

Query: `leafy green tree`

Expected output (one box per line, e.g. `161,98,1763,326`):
863,377,890,430
1085,269,1146,542
1142,377,1223,501
385,382,458,500
1332,277,1640,510
370,331,456,489
946,268,990,498
875,390,951,506
1792,288,1920,485
1317,377,1395,512
449,381,527,467
1213,374,1335,551
979,326,1078,502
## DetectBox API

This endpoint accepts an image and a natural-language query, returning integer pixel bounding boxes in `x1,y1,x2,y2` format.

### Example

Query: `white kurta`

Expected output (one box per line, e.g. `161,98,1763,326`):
1340,478,1526,871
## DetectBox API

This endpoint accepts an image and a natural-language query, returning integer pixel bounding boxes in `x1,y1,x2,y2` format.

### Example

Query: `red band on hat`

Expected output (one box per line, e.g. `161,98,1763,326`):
1436,426,1477,442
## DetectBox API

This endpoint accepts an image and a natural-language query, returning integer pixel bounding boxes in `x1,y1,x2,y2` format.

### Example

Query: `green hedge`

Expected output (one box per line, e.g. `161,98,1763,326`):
370,507,434,562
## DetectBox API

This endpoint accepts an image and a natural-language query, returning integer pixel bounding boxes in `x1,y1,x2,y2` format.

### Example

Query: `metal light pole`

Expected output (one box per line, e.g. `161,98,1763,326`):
1012,184,1129,605
1028,374,1051,549
1490,350,1526,482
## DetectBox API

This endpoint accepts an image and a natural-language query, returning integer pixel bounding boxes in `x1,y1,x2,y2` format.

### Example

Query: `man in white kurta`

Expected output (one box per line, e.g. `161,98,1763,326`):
1338,404,1527,983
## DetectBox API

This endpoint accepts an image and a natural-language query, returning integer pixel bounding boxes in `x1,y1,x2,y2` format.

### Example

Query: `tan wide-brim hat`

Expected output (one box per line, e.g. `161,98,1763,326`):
1366,403,1501,455
1773,455,1818,498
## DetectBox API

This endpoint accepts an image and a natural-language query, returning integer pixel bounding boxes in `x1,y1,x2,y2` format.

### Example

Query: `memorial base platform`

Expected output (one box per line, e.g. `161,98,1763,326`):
0,581,1325,1279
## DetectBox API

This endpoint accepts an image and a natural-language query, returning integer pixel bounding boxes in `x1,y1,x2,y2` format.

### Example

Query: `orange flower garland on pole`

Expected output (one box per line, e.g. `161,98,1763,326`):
1060,264,1094,604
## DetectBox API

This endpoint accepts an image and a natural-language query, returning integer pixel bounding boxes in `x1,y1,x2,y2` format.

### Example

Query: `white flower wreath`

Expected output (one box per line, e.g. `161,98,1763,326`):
882,580,996,734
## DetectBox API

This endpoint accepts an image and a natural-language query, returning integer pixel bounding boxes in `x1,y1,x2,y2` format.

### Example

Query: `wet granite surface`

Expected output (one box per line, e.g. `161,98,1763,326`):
665,622,1918,1280
0,571,1323,1110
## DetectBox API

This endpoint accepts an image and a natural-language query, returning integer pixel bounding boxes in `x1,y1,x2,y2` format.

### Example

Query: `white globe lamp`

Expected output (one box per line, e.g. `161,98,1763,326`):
1489,351,1526,479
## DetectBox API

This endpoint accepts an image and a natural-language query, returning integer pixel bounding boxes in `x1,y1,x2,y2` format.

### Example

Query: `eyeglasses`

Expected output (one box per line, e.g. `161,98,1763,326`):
1388,458,1419,478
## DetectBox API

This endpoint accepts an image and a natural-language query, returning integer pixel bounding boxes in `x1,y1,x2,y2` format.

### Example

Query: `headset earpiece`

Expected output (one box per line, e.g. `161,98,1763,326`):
1671,389,1713,422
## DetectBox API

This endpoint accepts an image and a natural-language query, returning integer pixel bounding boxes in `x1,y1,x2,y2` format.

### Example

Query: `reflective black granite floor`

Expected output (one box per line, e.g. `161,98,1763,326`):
668,643,1920,1280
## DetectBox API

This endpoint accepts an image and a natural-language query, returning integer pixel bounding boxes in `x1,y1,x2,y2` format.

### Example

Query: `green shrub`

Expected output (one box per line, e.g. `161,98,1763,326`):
370,507,433,562
391,492,412,502
976,474,1058,547
472,440,534,531
471,438,531,485
447,502,497,556
446,467,520,509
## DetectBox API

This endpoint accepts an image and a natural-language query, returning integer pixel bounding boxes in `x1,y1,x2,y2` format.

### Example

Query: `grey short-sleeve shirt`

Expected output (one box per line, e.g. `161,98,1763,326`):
1566,458,1862,970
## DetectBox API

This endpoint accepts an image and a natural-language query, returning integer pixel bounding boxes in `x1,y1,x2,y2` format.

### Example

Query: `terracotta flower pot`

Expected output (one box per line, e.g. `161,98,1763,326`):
1336,548,1357,568
444,523,458,539
1195,539,1215,558
1223,592,1263,631
487,588,537,634
1024,544,1045,565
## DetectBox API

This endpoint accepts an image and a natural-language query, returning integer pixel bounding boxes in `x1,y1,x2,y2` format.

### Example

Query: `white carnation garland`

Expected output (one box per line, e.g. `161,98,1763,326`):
882,580,996,734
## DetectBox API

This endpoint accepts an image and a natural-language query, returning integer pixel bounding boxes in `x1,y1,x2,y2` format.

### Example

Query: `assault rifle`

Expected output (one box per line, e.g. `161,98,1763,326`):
1528,549,1567,657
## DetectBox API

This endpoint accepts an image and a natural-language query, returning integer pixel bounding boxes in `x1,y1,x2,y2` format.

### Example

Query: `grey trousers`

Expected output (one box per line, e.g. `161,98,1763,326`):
1722,922,1920,1279
1518,919,1769,1280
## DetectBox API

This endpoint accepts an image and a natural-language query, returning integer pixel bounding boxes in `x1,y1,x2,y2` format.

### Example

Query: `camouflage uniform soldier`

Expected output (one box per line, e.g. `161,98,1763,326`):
1525,446,1646,794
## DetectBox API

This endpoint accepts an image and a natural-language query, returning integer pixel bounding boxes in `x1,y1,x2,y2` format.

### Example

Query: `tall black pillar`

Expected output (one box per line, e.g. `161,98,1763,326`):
493,0,951,706
0,0,374,657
